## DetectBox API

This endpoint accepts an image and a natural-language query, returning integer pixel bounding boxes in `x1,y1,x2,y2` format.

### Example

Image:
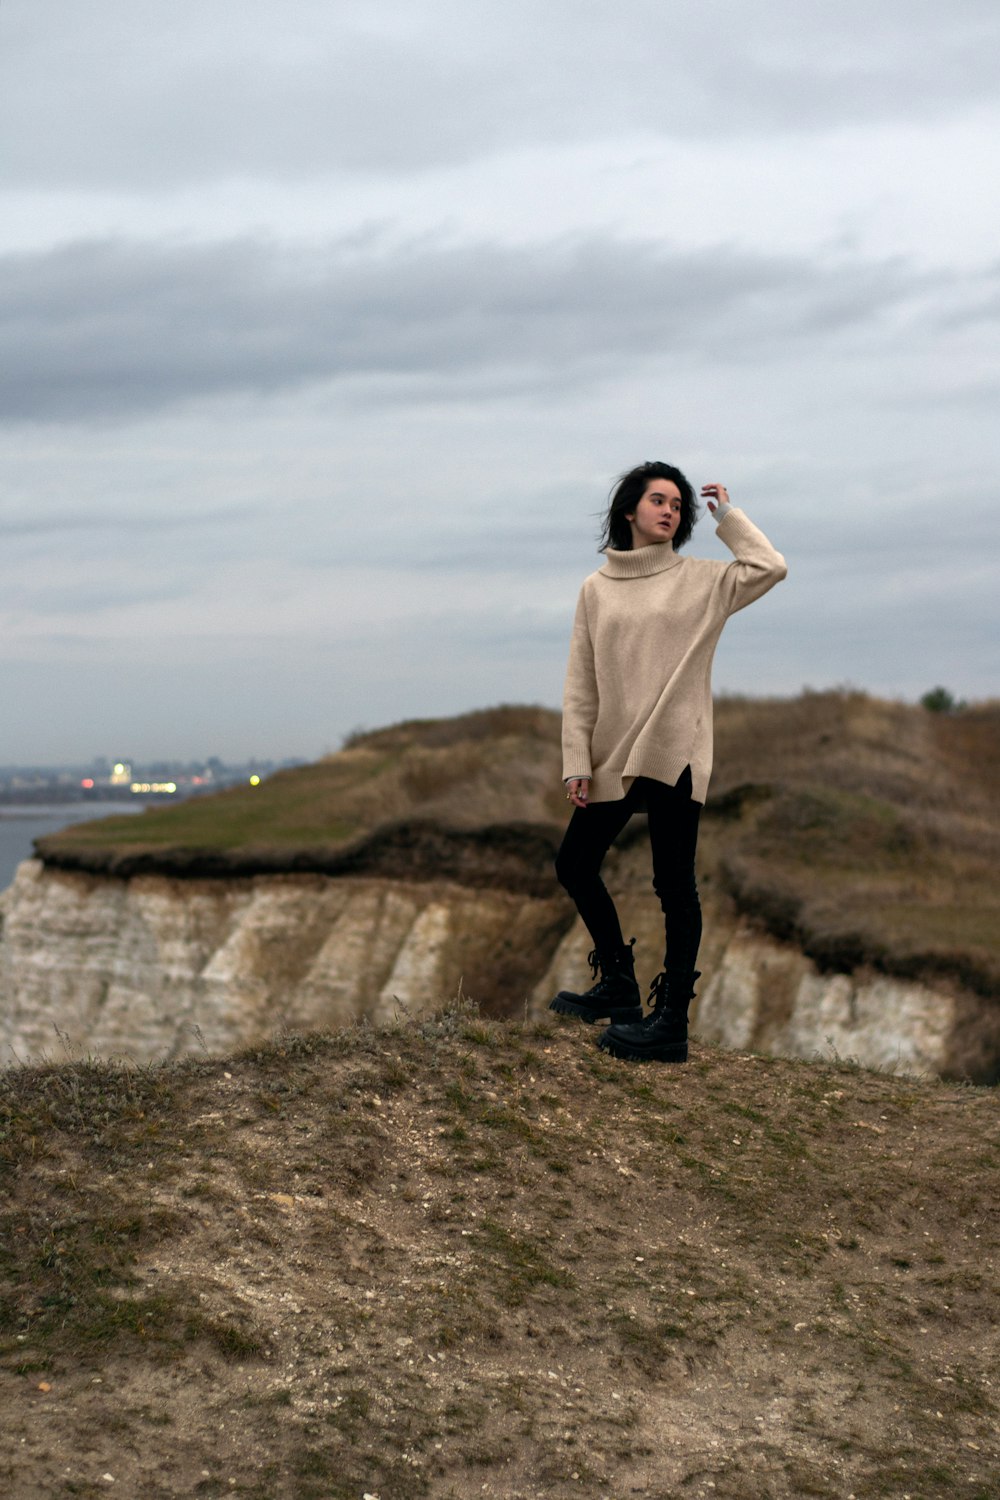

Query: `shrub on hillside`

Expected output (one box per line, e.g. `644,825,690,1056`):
921,686,966,714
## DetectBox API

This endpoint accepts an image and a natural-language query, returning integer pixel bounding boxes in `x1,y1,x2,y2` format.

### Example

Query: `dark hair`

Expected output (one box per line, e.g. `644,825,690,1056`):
598,461,699,552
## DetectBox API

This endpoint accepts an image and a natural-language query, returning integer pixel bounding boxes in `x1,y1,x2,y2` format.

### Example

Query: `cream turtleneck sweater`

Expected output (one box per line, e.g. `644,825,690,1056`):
561,503,786,804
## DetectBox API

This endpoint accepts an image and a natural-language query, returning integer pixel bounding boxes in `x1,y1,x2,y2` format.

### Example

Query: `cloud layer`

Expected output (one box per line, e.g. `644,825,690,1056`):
5,0,999,187
0,1,997,761
1,232,938,422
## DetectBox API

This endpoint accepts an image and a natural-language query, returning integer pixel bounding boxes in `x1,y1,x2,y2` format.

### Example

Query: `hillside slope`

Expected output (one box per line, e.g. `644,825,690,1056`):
1,1001,997,1499
33,692,1000,1003
33,705,567,889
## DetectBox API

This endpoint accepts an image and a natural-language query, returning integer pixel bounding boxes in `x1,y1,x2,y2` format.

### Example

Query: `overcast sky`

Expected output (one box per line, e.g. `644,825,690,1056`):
1,0,997,763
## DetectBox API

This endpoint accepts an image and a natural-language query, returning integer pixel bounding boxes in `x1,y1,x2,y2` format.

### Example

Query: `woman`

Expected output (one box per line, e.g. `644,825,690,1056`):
551,461,786,1062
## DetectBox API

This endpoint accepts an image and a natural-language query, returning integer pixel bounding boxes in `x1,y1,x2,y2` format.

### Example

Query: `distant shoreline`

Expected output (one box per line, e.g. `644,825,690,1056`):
0,803,143,893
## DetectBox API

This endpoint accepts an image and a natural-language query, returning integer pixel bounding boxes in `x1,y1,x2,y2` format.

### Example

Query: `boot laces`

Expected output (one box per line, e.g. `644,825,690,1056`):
645,969,701,1015
646,971,668,1014
588,936,635,982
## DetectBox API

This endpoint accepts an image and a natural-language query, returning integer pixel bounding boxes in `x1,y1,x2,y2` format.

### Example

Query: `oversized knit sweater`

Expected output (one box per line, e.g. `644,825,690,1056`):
561,504,786,804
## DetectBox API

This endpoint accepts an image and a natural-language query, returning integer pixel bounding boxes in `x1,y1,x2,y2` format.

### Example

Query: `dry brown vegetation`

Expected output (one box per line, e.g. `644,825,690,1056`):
2,997,997,1499
708,694,1000,1002
35,692,1000,1005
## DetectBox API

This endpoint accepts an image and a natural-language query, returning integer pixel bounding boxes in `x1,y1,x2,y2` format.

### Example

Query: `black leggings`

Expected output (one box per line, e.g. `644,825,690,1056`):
554,770,702,979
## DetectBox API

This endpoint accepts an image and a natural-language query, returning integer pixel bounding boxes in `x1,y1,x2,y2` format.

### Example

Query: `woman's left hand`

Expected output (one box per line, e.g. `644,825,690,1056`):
701,482,729,513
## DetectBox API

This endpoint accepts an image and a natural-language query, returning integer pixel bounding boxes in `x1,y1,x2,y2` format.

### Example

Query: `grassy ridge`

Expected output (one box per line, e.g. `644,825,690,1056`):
34,705,566,881
2,999,998,1498
32,693,1000,996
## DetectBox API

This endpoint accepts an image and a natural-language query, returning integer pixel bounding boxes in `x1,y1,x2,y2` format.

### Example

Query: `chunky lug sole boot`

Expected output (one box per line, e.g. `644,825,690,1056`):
597,969,701,1063
549,940,642,1025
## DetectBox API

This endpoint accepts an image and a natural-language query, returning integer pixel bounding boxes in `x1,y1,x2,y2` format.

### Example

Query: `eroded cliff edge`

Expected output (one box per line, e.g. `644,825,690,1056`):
2,696,998,1079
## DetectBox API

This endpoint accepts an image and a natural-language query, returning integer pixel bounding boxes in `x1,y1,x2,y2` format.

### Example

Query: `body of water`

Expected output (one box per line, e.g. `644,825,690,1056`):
0,805,143,892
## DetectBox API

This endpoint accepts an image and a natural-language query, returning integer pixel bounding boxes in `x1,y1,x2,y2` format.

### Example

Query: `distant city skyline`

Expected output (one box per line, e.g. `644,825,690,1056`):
0,749,298,811
1,752,298,785
2,1,997,761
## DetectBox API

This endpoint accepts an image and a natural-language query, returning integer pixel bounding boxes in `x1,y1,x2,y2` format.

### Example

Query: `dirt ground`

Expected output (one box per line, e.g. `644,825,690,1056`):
2,999,998,1499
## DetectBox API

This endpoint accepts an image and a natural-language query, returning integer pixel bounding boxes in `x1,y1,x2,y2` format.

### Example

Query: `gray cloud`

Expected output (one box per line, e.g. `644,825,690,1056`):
0,504,257,538
2,0,998,187
3,577,194,616
0,233,927,423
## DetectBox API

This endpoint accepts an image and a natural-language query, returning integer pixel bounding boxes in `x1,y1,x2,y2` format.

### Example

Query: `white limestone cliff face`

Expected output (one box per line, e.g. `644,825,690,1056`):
0,859,561,1064
2,857,989,1080
694,920,960,1077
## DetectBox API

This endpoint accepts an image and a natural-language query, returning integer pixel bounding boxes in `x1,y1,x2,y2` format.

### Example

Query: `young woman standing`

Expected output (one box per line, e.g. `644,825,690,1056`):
551,461,786,1062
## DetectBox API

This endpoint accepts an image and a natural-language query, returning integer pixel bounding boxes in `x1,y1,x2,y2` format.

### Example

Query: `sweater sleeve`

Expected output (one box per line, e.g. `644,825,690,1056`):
714,506,787,615
561,584,598,781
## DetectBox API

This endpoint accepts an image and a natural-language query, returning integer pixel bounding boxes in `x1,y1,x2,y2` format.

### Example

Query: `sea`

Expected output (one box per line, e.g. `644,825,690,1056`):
0,804,143,893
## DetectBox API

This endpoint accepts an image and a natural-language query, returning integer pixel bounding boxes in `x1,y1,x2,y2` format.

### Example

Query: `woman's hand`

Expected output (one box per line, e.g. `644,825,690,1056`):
701,482,730,514
565,778,590,809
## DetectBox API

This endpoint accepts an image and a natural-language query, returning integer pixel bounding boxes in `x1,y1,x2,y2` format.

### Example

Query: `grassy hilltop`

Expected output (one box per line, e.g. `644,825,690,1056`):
35,692,1000,1004
1,1000,997,1498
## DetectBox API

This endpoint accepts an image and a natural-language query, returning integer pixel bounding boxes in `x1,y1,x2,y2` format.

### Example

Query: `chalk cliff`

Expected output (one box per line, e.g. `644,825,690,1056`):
0,859,564,1063
2,843,989,1082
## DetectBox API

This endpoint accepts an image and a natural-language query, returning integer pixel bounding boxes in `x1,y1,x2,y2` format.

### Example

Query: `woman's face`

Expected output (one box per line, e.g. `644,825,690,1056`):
626,477,683,548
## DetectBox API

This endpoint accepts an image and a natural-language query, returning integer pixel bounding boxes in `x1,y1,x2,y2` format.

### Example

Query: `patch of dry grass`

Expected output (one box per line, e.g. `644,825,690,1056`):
1,997,998,1497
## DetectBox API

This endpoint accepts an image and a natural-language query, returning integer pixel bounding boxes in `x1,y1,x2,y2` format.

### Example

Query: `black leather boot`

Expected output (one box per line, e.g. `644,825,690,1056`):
549,940,642,1025
597,969,701,1063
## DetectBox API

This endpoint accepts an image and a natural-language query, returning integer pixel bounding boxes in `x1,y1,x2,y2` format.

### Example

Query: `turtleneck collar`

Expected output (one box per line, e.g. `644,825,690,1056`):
599,542,683,579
